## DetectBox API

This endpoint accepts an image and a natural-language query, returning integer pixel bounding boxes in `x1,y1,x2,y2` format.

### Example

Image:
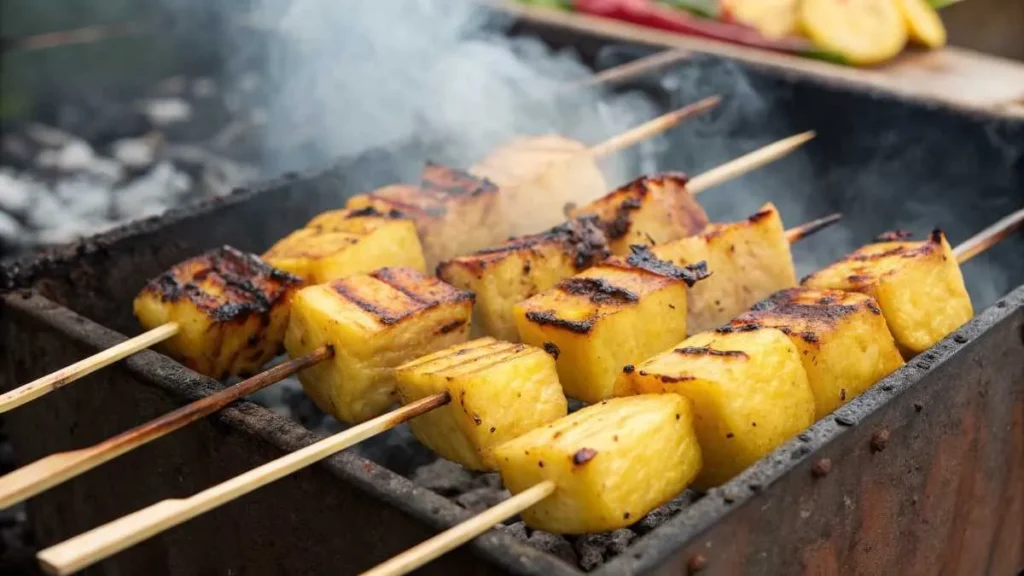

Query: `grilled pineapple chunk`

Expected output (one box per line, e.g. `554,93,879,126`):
262,207,425,283
569,173,709,256
494,394,701,534
284,267,472,423
395,338,567,471
801,230,972,356
347,163,506,269
616,329,815,488
726,288,905,417
437,217,610,341
471,134,608,237
514,247,707,403
133,246,302,380
651,203,797,333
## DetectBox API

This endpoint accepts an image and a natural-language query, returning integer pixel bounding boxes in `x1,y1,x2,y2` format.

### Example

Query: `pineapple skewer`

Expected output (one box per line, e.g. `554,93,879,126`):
33,209,1022,576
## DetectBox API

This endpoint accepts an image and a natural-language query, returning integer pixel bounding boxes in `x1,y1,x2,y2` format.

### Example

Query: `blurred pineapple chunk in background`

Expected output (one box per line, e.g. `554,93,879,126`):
347,163,507,269
514,246,707,403
133,246,302,380
284,267,472,424
262,207,425,283
437,217,610,341
494,394,702,534
651,202,797,333
395,338,567,471
569,173,709,256
470,134,609,237
801,230,972,357
726,287,905,417
616,328,815,488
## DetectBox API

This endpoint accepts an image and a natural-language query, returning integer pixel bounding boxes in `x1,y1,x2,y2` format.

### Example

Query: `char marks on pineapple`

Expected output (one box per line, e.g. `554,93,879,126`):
674,346,749,360
622,245,710,287
557,277,639,304
525,310,594,334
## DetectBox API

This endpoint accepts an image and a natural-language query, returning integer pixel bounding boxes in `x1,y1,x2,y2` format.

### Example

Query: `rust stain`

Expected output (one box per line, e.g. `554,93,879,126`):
851,471,898,575
988,397,1024,575
801,537,840,576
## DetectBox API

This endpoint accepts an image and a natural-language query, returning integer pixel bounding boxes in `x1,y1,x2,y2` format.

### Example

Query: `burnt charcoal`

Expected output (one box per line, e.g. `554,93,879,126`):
471,472,503,490
409,459,474,496
573,529,636,571
631,491,699,535
454,486,511,513
528,530,578,566
500,521,529,540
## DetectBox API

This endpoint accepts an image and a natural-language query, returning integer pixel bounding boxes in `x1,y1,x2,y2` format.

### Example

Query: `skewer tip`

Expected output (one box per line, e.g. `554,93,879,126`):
785,212,842,244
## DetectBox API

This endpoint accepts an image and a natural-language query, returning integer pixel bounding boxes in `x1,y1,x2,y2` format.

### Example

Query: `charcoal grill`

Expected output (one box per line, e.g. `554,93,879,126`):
2,24,1023,576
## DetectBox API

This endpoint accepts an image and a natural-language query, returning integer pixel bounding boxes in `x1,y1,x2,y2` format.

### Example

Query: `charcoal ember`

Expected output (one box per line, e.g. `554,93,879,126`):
528,530,578,566
53,140,96,173
409,459,474,496
281,384,326,430
1,136,35,171
471,472,502,490
142,98,192,127
631,491,700,535
500,521,529,540
0,172,32,214
24,124,75,149
573,529,636,571
192,78,218,99
112,136,159,171
0,212,24,246
454,486,510,513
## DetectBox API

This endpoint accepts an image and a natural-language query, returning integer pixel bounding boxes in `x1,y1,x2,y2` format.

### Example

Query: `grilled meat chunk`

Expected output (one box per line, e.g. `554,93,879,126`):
615,329,815,488
514,247,706,403
262,207,425,284
569,173,709,256
727,288,905,417
494,394,702,534
133,246,302,380
801,230,972,356
284,267,472,423
347,163,506,269
395,338,567,471
471,134,608,237
436,217,610,341
651,203,797,333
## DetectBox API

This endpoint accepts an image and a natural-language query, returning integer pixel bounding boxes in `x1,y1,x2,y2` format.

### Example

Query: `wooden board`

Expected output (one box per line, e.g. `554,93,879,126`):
502,3,1024,118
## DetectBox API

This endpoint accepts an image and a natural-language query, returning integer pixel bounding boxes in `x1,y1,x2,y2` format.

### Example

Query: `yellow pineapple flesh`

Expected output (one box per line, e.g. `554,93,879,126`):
615,328,815,488
651,202,797,333
283,267,472,423
514,247,707,403
346,163,506,269
436,217,610,341
801,230,973,356
726,287,905,418
569,173,709,256
262,207,425,284
395,337,567,471
494,394,702,534
133,246,303,380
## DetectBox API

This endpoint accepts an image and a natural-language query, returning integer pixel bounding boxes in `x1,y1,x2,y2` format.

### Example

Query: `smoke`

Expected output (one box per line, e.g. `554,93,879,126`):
235,0,657,182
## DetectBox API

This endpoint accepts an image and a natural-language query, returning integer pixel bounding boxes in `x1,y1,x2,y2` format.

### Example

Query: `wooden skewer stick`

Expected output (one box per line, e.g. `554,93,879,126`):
585,95,721,159
0,322,181,414
688,131,816,195
0,346,332,511
569,49,690,90
953,206,1024,264
785,213,842,244
36,392,451,576
361,481,557,576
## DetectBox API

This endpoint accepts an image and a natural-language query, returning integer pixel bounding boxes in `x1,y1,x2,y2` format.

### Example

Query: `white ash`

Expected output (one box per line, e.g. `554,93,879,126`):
111,137,158,170
142,98,193,126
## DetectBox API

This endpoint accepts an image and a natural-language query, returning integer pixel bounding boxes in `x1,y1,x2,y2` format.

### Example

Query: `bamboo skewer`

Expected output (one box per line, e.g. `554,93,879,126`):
784,213,842,244
585,95,721,159
362,481,557,576
0,323,181,414
569,49,690,90
0,346,333,511
953,206,1024,264
688,131,816,195
36,392,451,576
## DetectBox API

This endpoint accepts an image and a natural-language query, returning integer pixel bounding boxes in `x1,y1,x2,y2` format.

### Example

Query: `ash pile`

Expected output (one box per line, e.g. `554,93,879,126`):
0,73,265,259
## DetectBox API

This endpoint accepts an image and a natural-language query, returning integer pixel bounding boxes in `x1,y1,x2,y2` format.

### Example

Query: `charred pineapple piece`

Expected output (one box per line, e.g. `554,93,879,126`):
801,230,972,356
569,173,709,256
262,207,425,284
651,202,797,333
437,217,610,341
725,288,905,417
133,246,302,380
514,246,707,403
494,394,701,534
395,338,567,471
471,134,608,237
347,163,506,269
284,267,472,423
616,329,815,488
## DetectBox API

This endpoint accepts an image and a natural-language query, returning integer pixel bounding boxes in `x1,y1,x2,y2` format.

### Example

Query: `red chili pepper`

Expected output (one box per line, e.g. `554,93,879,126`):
573,0,813,53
